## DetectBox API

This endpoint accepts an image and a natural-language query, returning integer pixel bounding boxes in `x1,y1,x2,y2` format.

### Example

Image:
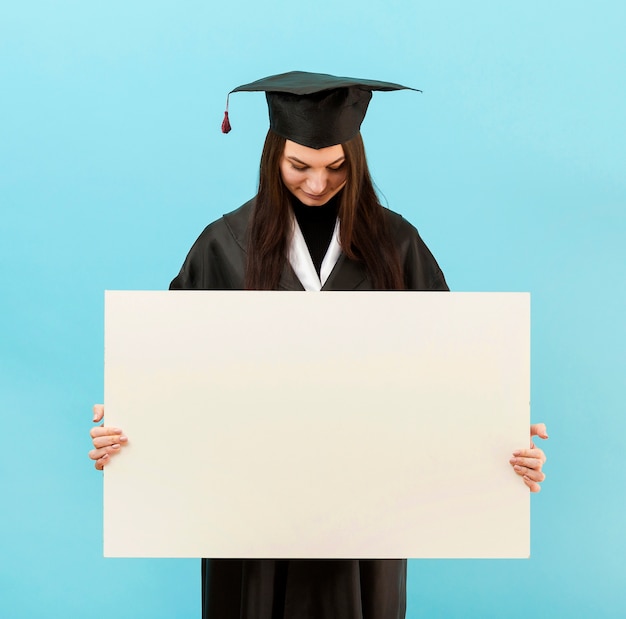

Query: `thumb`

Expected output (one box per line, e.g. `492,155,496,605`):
531,423,548,440
92,404,104,423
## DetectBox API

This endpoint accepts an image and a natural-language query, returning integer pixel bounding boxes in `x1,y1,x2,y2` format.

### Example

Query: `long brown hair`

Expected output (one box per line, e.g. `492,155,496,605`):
245,130,404,290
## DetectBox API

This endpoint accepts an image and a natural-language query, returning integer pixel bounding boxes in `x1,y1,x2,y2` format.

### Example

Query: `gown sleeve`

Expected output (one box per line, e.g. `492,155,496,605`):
384,208,449,291
169,217,248,290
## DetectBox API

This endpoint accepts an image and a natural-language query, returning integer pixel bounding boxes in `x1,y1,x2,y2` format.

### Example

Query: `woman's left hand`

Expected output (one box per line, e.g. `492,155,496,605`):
510,423,548,492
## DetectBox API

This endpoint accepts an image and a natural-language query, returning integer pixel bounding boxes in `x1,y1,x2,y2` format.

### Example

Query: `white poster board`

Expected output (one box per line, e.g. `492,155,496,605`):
103,291,530,558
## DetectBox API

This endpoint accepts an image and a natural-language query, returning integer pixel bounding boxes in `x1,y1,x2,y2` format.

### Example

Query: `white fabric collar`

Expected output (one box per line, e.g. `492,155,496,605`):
288,217,342,291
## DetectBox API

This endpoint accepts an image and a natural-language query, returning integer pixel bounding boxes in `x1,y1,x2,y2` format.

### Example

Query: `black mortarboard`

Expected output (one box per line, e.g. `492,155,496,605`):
222,71,420,149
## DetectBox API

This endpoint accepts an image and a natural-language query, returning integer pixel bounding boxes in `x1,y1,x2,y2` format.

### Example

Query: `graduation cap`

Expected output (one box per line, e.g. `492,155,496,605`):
222,70,420,149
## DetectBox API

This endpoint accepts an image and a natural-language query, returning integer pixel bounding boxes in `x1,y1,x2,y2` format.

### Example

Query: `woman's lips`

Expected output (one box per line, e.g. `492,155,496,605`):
302,191,326,200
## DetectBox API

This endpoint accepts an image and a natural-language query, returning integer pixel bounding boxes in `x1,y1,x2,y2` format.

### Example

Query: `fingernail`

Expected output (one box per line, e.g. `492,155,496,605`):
513,450,521,456
111,443,120,449
119,435,128,442
509,458,516,464
514,465,522,471
92,416,98,422
111,428,122,433
102,454,109,460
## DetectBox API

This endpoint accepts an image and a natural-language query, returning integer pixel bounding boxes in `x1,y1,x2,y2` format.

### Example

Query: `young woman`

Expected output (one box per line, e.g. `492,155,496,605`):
89,71,548,619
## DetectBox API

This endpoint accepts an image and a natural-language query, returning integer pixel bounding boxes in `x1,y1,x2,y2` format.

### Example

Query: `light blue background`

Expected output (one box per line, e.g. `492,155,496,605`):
1,1,624,617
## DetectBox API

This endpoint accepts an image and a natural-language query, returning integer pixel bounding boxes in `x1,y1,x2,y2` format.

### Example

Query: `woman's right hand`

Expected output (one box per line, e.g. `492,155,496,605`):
89,404,128,470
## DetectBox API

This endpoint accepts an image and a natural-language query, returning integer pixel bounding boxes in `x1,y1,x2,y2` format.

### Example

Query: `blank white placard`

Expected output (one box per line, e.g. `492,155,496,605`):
103,291,529,558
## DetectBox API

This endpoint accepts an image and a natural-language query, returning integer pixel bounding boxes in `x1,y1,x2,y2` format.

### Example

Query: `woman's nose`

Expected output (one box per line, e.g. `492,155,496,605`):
305,171,327,194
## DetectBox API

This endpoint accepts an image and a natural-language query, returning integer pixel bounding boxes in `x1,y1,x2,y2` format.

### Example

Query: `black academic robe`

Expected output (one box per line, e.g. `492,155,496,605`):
169,198,448,619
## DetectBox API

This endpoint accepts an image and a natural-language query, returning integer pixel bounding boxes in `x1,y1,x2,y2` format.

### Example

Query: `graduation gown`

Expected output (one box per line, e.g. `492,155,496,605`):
169,198,448,619
170,199,447,293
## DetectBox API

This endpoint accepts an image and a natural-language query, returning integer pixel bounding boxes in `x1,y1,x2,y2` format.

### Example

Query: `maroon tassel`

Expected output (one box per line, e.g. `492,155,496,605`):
221,110,231,134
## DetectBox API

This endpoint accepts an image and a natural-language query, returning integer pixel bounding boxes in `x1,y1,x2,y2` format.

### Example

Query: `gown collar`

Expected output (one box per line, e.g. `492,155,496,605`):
288,217,342,291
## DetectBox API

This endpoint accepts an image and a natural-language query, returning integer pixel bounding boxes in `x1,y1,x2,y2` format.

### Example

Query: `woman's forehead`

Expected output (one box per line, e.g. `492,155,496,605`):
283,140,345,164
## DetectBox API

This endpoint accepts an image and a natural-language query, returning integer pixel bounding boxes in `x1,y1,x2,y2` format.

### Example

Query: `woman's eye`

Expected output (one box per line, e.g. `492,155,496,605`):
291,165,307,171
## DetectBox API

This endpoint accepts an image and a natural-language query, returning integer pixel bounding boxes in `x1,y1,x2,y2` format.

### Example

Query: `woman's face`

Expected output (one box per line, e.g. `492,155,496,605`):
279,140,347,206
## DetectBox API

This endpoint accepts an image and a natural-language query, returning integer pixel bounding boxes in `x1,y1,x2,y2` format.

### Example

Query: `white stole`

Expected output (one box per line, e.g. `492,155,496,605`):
287,218,342,291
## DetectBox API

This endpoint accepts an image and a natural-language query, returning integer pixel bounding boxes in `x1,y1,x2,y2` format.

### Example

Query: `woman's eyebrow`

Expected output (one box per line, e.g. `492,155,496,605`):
286,155,345,166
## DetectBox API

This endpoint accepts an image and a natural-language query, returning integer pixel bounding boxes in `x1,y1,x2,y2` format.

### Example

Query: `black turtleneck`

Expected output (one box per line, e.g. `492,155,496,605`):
290,193,340,276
